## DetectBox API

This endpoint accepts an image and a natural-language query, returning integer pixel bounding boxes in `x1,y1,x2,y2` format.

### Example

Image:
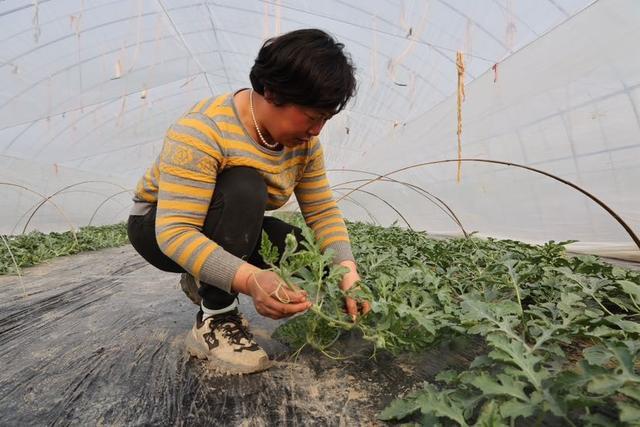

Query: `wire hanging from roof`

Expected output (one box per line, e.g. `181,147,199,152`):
455,51,465,183
31,0,41,43
387,1,429,86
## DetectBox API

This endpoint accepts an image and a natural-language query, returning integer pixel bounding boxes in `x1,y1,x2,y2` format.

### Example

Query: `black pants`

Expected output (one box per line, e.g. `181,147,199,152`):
127,167,303,309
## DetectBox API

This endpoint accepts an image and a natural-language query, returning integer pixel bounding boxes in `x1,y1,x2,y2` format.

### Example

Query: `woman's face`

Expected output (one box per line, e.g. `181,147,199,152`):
266,104,334,147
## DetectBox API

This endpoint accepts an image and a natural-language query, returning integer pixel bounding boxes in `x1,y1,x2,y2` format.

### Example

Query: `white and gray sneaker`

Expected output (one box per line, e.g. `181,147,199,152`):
185,309,271,374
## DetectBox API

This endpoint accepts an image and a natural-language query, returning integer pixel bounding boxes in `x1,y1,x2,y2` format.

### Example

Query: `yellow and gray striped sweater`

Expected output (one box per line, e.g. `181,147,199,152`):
131,92,354,293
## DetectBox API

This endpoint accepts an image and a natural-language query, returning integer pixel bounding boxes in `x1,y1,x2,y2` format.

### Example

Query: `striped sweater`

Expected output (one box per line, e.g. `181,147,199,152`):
131,92,354,293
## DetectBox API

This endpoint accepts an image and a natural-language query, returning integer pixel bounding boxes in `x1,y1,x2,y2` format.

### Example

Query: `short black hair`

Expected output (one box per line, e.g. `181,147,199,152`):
249,29,356,113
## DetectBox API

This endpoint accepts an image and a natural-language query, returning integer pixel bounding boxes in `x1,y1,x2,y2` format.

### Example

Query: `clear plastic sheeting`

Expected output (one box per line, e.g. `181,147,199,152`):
342,0,640,260
3,0,639,261
0,156,132,233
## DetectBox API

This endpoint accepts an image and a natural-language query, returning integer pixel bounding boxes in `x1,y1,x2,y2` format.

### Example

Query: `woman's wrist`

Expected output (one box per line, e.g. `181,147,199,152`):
231,263,261,295
339,259,358,274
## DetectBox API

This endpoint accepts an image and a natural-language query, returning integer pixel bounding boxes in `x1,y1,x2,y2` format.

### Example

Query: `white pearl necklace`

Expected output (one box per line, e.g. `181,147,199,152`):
249,89,279,149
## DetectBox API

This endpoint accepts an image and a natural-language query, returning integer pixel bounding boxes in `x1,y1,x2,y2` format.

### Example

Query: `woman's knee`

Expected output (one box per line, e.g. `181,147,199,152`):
216,167,267,209
127,212,183,273
202,167,268,254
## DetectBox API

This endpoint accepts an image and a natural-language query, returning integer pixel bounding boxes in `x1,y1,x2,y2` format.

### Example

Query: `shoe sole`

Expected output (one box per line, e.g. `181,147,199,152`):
180,278,202,306
185,332,272,375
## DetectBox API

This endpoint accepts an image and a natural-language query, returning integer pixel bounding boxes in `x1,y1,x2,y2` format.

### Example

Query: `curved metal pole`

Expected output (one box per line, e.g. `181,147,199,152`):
285,170,468,236
88,189,134,226
0,182,78,242
330,174,468,237
329,168,468,237
12,189,129,235
335,158,640,251
111,203,138,224
333,177,457,226
22,180,131,234
331,190,380,226
284,192,380,225
332,186,413,230
281,190,381,227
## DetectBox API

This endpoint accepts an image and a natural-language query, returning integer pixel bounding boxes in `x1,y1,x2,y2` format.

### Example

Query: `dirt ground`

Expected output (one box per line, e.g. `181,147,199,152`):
0,245,484,426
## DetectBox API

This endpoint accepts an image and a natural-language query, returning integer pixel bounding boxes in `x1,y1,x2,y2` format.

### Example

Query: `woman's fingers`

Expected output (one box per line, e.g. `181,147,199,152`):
251,271,307,304
272,285,308,304
257,305,284,319
344,297,371,321
344,296,358,321
361,300,371,314
258,301,310,319
249,270,313,319
266,297,312,316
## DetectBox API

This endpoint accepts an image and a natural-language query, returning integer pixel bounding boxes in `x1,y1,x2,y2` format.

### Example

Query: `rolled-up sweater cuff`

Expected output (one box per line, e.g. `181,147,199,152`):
197,240,354,292
325,241,355,265
197,248,246,293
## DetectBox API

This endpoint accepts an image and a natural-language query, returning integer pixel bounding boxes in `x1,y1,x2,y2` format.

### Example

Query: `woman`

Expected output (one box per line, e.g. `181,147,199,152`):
127,29,368,374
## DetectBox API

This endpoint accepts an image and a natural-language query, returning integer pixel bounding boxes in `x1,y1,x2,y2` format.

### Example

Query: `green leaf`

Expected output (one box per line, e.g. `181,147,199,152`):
618,401,640,423
414,384,469,427
607,316,640,335
470,373,528,401
500,398,537,420
259,230,280,265
584,345,613,366
470,355,493,369
580,412,618,426
608,340,638,376
377,395,420,421
620,385,640,402
586,375,624,395
473,400,508,427
485,334,547,388
587,325,623,338
619,280,640,302
435,370,458,384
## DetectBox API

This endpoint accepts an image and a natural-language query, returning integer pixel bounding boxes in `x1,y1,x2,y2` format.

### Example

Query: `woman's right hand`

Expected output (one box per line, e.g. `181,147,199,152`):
245,270,312,319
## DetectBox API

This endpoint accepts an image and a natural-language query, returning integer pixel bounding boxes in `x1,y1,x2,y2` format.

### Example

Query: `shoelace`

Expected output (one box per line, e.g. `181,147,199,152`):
209,311,254,347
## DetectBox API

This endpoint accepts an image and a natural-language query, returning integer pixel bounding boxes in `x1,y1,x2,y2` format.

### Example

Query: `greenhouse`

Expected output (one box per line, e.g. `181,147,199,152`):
1,0,639,425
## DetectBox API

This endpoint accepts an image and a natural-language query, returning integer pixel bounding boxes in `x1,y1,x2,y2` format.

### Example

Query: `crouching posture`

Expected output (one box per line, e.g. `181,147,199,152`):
127,29,368,374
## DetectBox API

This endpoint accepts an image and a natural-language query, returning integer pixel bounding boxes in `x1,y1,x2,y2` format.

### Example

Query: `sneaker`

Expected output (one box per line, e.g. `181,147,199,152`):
185,309,271,374
180,273,201,306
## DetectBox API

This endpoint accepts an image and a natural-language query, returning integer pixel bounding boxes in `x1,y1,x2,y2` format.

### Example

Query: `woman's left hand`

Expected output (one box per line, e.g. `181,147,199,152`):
338,260,371,322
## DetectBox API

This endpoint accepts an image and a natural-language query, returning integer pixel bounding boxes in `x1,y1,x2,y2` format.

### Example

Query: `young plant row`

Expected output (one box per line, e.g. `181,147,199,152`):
266,219,640,426
0,223,129,275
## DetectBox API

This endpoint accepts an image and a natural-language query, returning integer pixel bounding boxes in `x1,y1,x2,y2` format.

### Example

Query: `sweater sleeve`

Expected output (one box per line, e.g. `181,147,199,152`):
155,113,245,293
293,139,355,264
